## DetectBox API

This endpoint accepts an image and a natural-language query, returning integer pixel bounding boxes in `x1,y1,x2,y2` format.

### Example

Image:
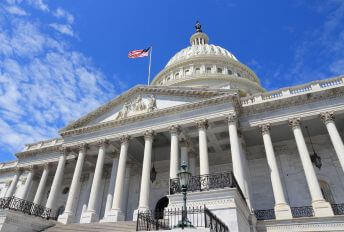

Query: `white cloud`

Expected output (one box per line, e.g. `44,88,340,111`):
0,2,115,158
53,8,74,24
5,6,27,16
27,0,49,12
49,23,74,37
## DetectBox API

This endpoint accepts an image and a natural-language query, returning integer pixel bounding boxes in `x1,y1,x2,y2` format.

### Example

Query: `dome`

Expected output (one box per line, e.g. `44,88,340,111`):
166,44,238,68
151,22,265,95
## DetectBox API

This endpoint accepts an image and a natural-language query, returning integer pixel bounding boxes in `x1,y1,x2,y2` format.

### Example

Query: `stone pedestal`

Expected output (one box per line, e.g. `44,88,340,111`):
57,212,74,224
312,200,334,217
80,210,98,223
274,203,292,220
167,188,252,232
103,209,125,222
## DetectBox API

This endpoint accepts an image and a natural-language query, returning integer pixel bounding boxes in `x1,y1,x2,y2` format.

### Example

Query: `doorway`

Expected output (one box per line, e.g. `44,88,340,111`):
154,196,169,219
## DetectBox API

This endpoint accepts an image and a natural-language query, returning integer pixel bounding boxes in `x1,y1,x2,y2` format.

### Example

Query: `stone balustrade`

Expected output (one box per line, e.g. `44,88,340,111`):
241,76,344,106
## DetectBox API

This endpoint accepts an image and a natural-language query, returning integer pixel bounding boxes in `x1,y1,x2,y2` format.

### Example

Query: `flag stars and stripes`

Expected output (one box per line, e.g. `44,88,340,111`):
128,47,151,58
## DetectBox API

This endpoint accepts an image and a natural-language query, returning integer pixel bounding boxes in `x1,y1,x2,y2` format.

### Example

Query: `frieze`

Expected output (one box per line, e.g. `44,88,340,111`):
116,95,157,120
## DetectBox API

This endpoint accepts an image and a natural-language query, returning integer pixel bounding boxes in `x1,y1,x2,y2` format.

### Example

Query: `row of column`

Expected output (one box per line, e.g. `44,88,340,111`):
258,111,344,219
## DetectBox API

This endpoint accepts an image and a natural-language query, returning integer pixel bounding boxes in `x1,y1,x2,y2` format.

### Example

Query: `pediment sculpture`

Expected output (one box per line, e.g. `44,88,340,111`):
116,95,157,120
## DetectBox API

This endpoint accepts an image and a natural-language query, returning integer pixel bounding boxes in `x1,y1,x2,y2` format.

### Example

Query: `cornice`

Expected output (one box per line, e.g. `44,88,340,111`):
15,144,62,158
60,85,232,133
61,93,238,137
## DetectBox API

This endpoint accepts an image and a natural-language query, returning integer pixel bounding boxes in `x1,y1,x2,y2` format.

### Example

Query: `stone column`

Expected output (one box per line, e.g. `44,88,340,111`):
289,118,333,217
16,166,34,200
121,165,132,220
227,114,246,197
103,152,119,219
321,112,344,172
81,172,94,215
259,124,292,220
5,169,22,197
180,138,190,166
46,151,67,209
169,125,180,179
33,164,49,205
197,120,210,175
105,135,130,222
136,130,154,213
81,140,107,223
59,144,87,224
189,149,197,176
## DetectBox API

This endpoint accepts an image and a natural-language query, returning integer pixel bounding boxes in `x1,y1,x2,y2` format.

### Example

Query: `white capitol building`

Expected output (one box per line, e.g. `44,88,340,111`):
0,23,344,232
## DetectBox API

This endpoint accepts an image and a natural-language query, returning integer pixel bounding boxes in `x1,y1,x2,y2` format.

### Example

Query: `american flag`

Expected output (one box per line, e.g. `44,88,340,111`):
128,47,151,58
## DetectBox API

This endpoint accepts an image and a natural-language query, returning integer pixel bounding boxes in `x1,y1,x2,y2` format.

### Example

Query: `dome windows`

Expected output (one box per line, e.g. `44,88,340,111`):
184,69,190,75
174,73,179,79
195,67,201,74
227,69,233,75
206,67,212,74
217,68,223,74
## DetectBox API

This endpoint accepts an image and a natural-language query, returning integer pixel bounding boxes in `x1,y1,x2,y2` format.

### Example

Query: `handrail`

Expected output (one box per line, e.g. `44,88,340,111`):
136,206,229,231
0,196,55,220
169,171,246,202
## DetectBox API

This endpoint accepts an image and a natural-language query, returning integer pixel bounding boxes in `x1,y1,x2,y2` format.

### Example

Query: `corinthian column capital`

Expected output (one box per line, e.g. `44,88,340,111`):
144,130,155,140
226,113,237,123
78,143,88,152
288,118,301,129
168,125,181,135
320,112,335,124
259,124,271,135
196,119,208,130
97,139,109,148
120,135,131,144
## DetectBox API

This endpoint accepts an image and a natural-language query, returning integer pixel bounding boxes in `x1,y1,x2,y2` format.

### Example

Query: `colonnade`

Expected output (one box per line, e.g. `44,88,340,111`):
3,111,344,222
258,111,344,219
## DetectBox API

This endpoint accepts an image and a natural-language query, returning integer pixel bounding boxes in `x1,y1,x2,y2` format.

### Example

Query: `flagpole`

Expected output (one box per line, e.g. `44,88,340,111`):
147,46,152,85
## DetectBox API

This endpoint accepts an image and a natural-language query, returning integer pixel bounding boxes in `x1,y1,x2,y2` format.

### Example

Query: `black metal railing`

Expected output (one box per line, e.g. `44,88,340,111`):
170,171,245,200
136,206,229,231
331,204,344,215
254,209,275,220
255,206,316,220
204,207,229,232
0,197,55,220
291,206,314,218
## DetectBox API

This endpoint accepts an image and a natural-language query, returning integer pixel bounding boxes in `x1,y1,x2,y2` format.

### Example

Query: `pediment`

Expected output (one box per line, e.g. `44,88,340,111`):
60,85,235,133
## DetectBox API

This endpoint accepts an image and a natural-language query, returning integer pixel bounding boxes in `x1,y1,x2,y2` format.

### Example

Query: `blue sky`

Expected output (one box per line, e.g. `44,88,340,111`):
0,0,343,161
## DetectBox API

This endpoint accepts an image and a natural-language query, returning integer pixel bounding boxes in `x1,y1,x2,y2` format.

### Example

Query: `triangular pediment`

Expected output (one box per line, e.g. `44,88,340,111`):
60,85,235,133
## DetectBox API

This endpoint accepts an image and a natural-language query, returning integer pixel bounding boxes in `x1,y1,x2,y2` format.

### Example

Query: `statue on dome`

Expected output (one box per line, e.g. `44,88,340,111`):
195,21,202,33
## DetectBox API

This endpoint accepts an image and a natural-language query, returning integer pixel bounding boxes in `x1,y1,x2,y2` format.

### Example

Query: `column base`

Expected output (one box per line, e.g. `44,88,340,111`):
101,208,125,222
57,212,75,224
274,203,292,220
312,200,334,217
80,210,99,223
133,207,150,221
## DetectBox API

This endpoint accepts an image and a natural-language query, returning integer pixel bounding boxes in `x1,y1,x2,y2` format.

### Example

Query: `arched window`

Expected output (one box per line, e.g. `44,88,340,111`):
319,180,335,204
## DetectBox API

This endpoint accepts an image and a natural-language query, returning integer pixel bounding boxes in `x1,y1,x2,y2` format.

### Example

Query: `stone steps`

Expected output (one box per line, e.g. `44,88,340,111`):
43,221,137,232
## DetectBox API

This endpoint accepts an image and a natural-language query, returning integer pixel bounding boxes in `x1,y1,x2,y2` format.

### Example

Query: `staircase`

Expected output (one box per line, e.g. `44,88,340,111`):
43,221,137,232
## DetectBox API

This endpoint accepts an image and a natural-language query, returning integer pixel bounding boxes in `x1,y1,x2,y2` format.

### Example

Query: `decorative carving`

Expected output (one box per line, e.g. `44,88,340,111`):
78,143,88,152
320,112,335,124
168,125,181,135
59,147,70,155
288,118,301,129
144,130,155,140
259,124,271,135
97,139,108,147
120,135,131,144
196,119,208,130
116,95,157,120
180,137,191,147
147,95,157,112
226,113,237,123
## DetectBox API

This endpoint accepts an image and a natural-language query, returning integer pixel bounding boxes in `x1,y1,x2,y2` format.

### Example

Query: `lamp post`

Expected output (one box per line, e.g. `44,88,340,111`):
176,162,193,229
305,126,322,169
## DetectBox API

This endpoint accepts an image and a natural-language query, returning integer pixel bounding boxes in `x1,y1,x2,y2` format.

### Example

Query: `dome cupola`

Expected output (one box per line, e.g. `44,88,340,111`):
151,22,265,95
